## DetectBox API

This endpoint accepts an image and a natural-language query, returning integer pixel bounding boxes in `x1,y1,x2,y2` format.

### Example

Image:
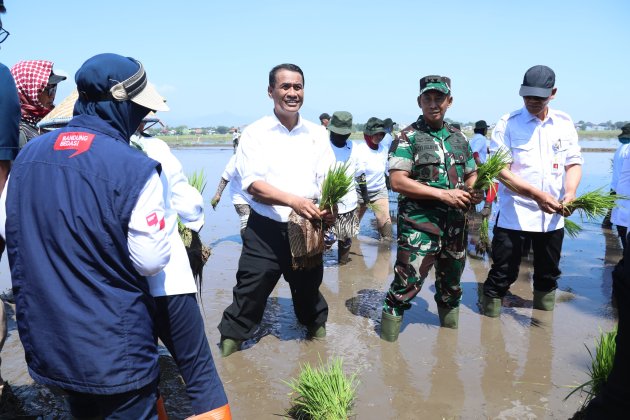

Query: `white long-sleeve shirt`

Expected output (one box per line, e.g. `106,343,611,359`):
235,114,334,222
490,107,582,232
221,153,251,205
133,134,204,296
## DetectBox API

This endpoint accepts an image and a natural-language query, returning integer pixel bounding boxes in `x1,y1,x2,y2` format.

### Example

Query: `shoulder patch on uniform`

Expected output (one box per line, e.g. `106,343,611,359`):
54,132,95,158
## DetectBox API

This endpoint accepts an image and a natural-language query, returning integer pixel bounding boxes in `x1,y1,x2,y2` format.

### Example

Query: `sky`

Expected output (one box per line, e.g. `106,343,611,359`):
1,0,628,128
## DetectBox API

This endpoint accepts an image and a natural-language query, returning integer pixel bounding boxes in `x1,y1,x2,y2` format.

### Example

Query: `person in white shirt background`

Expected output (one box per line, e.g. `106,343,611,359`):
325,111,361,264
210,153,252,238
217,63,335,357
480,65,582,318
605,124,630,246
132,124,231,419
354,117,393,241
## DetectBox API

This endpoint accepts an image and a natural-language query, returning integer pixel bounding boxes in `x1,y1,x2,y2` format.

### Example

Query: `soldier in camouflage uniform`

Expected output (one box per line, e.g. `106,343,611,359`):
380,75,482,341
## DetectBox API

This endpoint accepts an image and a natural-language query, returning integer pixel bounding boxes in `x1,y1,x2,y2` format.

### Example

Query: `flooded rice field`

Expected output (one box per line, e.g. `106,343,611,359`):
0,144,622,419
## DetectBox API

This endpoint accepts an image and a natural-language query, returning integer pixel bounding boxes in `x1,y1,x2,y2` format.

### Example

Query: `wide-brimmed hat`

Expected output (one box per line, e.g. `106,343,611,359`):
619,123,630,139
37,90,160,130
383,118,396,129
419,75,451,95
519,65,555,97
76,53,169,112
474,120,489,129
328,111,353,135
363,117,386,135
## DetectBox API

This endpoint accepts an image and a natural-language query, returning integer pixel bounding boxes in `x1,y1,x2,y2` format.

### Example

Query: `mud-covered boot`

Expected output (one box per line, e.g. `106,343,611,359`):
438,306,459,329
220,337,242,358
533,289,556,311
380,310,403,342
481,295,502,318
186,403,232,420
338,239,352,265
378,221,393,242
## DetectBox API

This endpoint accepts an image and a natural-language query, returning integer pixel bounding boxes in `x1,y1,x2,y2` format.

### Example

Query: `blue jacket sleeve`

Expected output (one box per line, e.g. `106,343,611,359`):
0,63,20,161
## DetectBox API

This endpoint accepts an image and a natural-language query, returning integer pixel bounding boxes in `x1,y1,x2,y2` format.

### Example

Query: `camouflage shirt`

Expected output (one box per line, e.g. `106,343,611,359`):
389,116,476,236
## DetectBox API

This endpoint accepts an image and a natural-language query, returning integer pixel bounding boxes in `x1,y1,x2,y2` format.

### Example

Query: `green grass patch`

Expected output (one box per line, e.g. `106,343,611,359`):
285,356,359,420
565,327,617,407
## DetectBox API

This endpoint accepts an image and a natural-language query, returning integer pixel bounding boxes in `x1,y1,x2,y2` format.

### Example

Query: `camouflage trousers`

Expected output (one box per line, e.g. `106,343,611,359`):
383,220,468,316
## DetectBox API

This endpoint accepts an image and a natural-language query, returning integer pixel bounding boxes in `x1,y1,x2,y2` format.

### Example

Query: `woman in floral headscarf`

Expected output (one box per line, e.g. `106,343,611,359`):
10,60,65,147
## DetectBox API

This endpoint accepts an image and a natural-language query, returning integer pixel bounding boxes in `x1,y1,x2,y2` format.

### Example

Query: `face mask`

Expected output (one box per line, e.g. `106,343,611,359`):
619,138,630,144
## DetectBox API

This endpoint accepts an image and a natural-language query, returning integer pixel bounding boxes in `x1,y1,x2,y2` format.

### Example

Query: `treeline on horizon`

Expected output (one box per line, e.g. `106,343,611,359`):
147,118,630,137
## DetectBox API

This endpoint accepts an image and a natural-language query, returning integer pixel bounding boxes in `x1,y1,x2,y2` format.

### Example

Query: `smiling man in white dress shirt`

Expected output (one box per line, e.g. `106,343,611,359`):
217,63,335,357
480,65,583,317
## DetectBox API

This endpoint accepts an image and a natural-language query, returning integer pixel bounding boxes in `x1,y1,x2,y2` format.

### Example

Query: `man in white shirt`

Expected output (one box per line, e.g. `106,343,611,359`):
470,120,496,217
217,63,335,357
481,65,583,317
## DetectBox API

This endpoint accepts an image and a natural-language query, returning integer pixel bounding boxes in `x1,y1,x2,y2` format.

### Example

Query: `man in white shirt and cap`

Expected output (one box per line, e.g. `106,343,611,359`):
480,65,582,317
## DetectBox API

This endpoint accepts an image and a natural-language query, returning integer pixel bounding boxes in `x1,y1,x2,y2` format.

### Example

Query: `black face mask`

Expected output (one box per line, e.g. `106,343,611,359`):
330,132,350,148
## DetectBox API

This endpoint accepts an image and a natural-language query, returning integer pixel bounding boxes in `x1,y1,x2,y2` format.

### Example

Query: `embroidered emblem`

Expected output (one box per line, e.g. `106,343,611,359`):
54,132,95,158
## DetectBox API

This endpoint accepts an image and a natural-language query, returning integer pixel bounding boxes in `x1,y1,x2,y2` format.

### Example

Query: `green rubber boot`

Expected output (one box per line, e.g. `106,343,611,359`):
307,324,326,339
533,289,556,311
438,306,459,329
481,295,502,318
220,337,242,358
380,311,403,342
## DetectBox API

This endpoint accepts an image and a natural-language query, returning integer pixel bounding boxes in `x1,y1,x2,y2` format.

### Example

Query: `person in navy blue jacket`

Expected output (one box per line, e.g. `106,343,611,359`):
0,53,171,419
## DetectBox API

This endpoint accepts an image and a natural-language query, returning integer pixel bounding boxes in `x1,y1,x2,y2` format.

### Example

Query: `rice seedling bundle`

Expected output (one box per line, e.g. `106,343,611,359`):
472,148,512,191
565,327,617,407
563,188,628,221
320,162,354,212
475,217,491,256
563,218,583,239
285,357,359,420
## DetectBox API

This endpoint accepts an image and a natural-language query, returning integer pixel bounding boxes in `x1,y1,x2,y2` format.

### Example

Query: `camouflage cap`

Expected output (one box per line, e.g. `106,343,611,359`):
620,123,630,139
328,111,353,135
419,75,451,95
363,117,386,135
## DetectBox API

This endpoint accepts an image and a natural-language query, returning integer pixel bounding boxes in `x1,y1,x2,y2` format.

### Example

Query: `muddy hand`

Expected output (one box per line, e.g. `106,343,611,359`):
441,189,471,210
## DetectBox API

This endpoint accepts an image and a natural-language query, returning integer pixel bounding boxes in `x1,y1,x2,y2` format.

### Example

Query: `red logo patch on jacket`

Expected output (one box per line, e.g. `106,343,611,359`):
146,212,166,230
54,132,95,158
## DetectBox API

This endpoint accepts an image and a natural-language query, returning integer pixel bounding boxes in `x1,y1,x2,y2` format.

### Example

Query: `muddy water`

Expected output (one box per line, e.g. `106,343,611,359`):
0,148,621,419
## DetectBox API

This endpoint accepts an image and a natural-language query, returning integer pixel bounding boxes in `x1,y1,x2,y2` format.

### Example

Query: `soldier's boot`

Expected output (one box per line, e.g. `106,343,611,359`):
186,403,232,420
220,337,242,358
338,239,352,265
379,221,393,242
481,295,502,318
533,289,556,311
437,306,459,329
380,310,403,342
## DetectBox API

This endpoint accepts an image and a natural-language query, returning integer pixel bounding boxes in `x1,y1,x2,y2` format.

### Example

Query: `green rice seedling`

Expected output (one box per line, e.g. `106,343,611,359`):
178,169,207,243
320,162,354,213
285,356,359,420
563,188,628,221
565,327,617,407
472,148,512,191
564,218,583,239
475,217,491,256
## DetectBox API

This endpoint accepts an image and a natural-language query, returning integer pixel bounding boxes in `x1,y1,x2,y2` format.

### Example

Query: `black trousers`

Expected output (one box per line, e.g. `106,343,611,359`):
218,211,328,341
586,233,630,418
483,226,563,298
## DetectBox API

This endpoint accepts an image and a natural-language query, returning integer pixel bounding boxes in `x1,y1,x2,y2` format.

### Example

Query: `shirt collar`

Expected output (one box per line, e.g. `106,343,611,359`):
521,106,557,124
270,111,304,133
